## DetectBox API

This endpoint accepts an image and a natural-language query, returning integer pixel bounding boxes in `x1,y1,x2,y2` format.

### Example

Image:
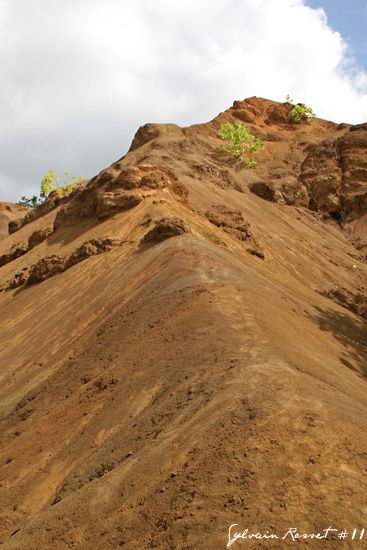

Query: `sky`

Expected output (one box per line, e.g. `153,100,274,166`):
0,0,366,202
306,0,367,71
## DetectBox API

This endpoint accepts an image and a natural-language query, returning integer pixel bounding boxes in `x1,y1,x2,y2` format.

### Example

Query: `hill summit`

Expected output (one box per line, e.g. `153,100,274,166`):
1,97,367,549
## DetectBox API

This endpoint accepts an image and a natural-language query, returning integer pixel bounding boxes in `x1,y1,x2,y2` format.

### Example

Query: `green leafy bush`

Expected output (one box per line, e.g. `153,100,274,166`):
40,169,83,198
17,169,84,209
288,103,316,123
245,159,258,169
218,122,264,168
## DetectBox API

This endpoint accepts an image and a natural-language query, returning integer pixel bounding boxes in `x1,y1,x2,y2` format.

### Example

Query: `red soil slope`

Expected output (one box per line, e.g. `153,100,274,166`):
0,97,367,549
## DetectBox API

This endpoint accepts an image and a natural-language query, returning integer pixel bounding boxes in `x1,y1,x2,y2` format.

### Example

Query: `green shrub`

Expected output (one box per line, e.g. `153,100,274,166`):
40,168,56,197
245,159,258,169
288,103,316,123
41,169,83,198
17,169,84,210
218,122,264,168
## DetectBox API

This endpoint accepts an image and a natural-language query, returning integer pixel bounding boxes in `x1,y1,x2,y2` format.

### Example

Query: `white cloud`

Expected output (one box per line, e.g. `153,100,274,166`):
0,0,366,201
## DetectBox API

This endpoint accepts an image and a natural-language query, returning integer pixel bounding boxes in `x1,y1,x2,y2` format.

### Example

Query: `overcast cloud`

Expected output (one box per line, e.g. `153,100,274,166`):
1,0,366,202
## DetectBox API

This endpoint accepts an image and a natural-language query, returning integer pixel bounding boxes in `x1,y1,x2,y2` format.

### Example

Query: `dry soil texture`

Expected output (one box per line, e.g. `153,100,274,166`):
0,98,367,549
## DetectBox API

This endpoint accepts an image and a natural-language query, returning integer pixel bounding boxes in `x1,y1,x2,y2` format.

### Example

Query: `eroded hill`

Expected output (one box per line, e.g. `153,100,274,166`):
0,97,367,549
0,203,27,240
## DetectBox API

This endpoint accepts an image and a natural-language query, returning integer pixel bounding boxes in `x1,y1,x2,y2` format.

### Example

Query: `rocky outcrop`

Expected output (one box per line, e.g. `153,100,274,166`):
4,268,29,290
141,217,190,244
0,242,28,267
27,255,66,286
95,192,141,220
299,140,341,214
247,247,265,259
0,227,53,268
0,202,27,239
205,204,265,257
205,205,254,242
8,218,23,234
191,162,242,192
101,164,188,201
320,286,367,319
229,97,267,123
65,238,120,268
246,120,367,222
1,238,124,291
28,227,53,248
230,97,298,126
299,125,367,220
128,123,184,151
7,187,84,235
338,128,367,216
265,102,291,125
53,164,188,230
250,178,309,206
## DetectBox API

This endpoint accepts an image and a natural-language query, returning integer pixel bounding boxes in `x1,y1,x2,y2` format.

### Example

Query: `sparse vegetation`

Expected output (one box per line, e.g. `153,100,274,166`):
294,189,304,203
288,102,316,124
245,159,258,169
17,169,84,209
338,207,350,227
16,195,42,209
40,169,84,198
218,122,264,168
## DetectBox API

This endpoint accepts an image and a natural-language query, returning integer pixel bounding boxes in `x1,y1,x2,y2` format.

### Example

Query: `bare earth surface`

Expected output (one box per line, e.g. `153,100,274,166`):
0,97,367,549
0,203,27,240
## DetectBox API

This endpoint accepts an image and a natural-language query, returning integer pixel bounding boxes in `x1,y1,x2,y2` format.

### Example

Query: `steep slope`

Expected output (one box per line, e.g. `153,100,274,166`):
0,203,27,240
0,97,367,549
